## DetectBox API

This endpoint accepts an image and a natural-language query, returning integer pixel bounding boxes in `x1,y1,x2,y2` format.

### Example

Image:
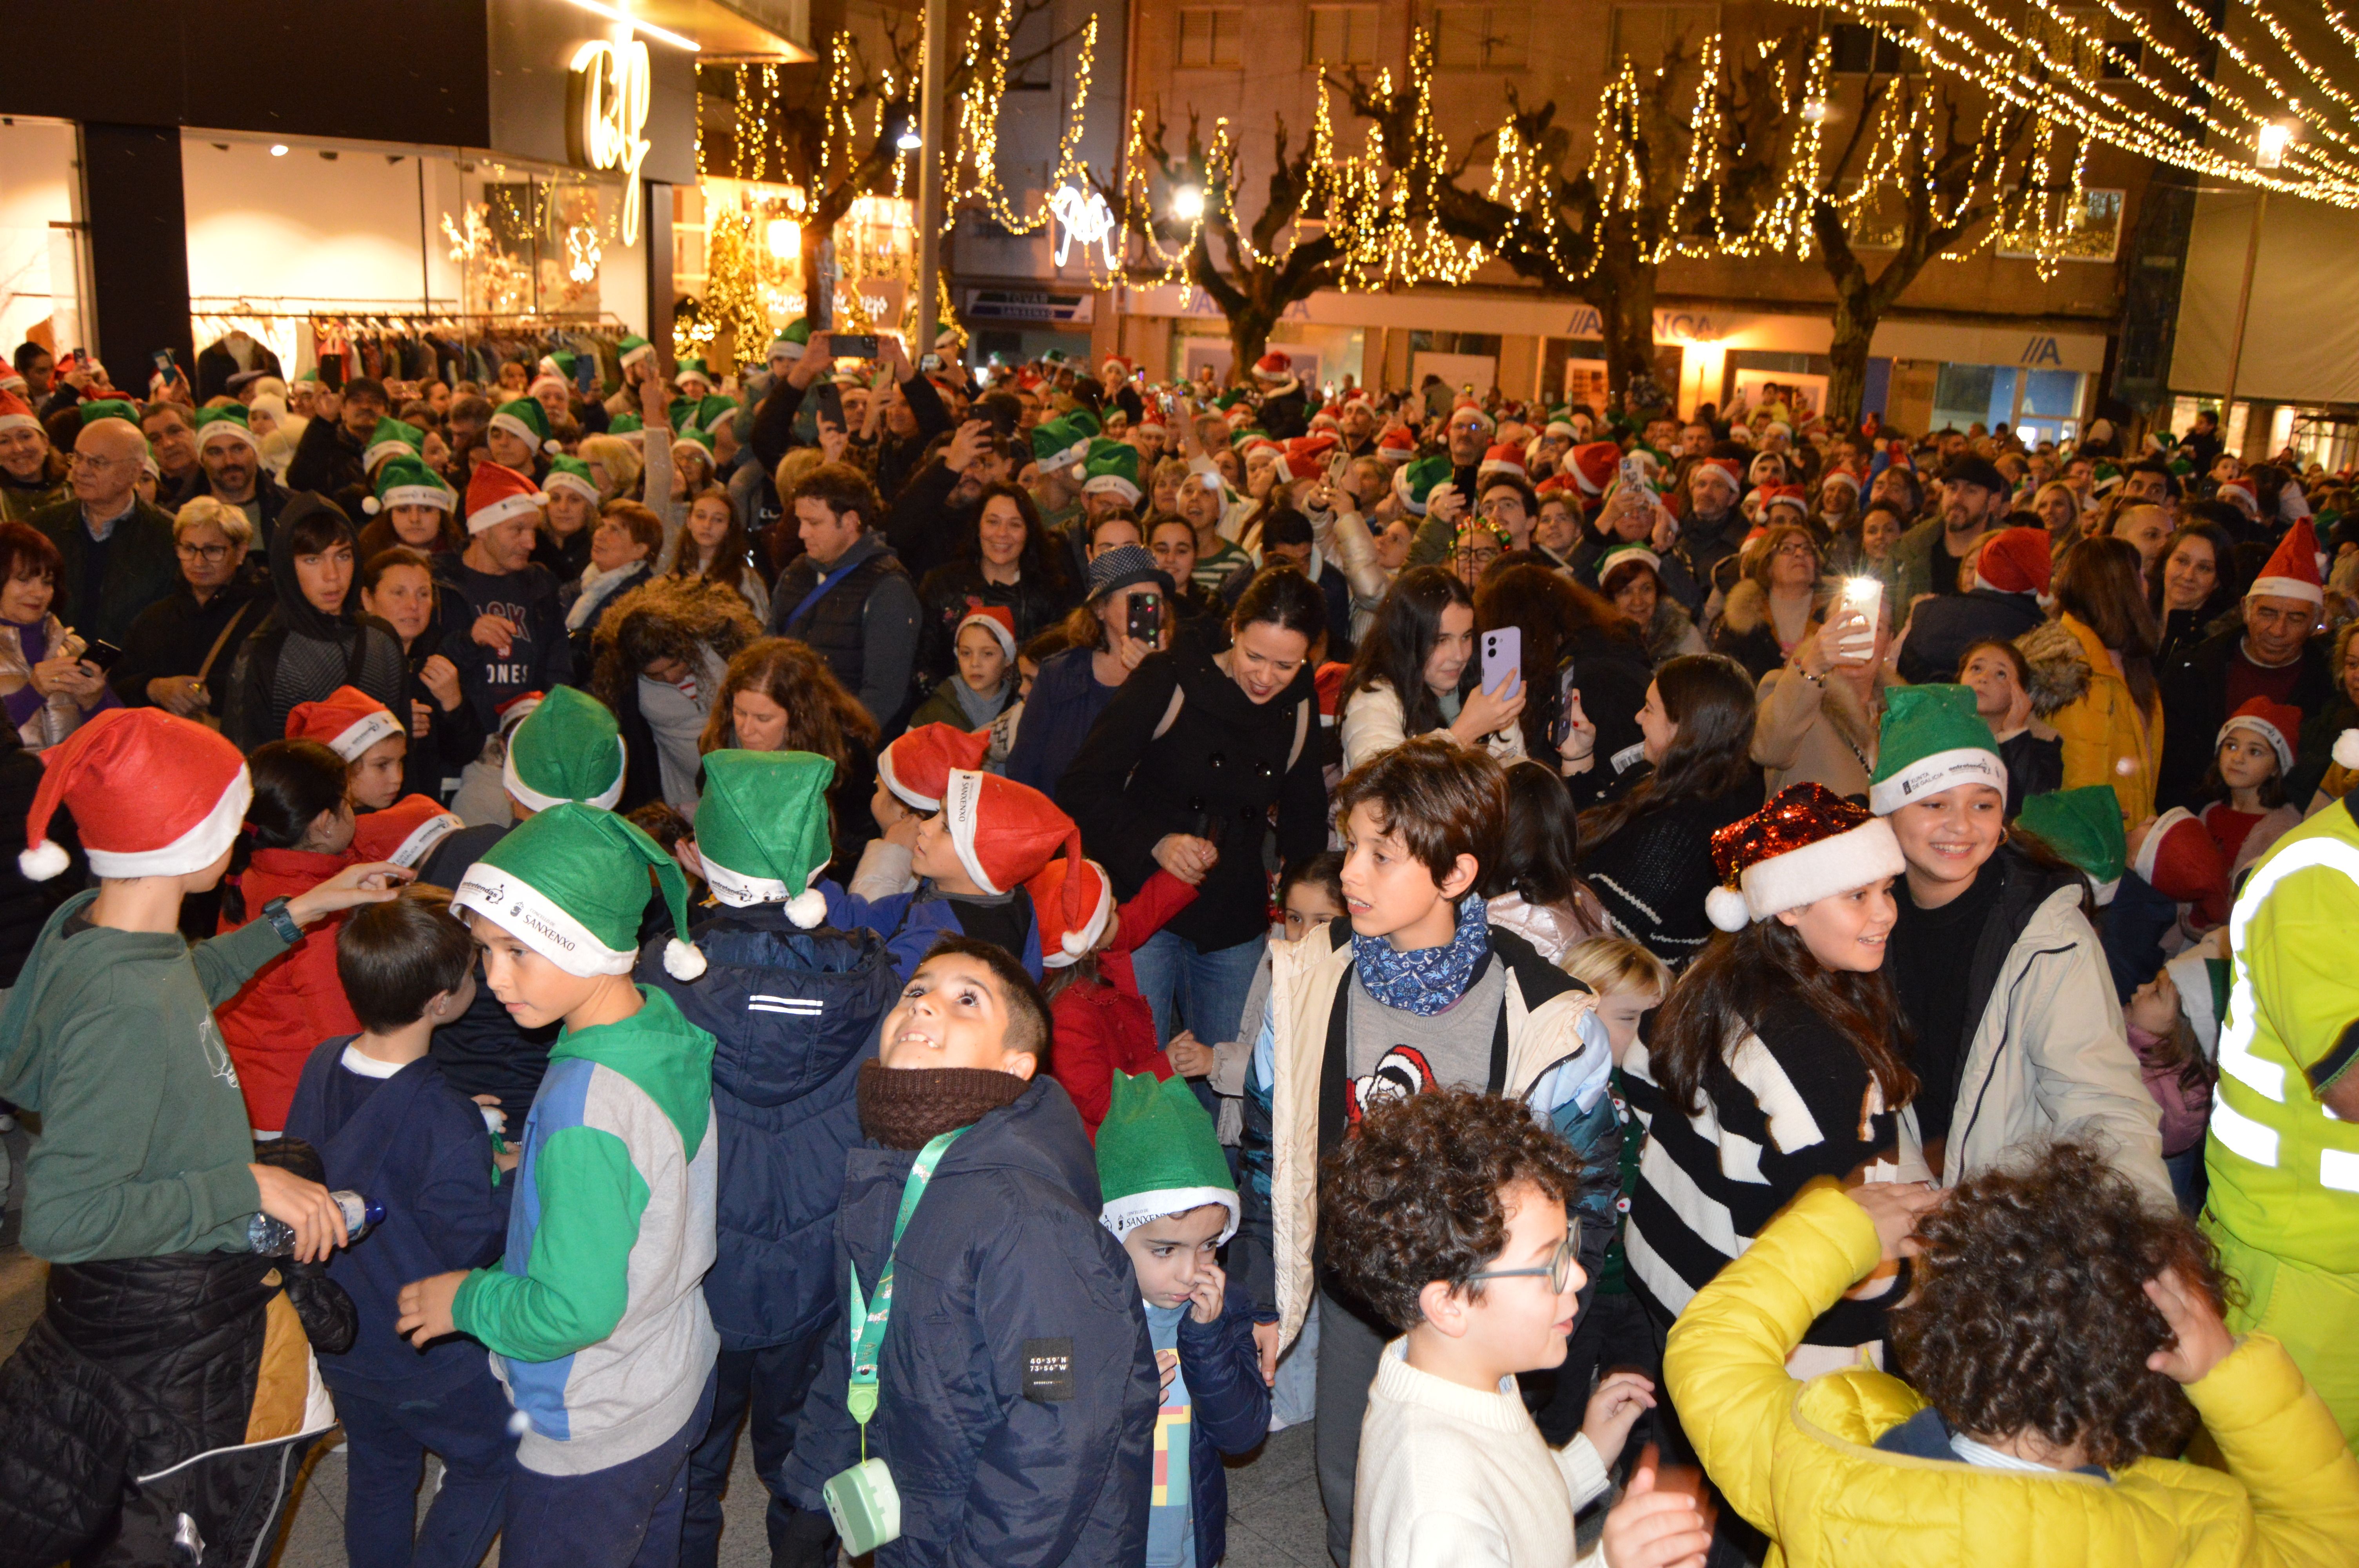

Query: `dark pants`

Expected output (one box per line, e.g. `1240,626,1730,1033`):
679,1332,836,1568
335,1373,516,1568
501,1367,718,1568
1311,1285,1390,1568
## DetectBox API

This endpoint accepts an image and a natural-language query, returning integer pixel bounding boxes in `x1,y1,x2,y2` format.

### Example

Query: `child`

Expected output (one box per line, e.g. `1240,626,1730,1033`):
216,738,367,1135
1238,737,1616,1564
848,721,992,899
283,887,516,1568
2122,960,2219,1215
1664,1142,2359,1564
908,606,1021,733
1038,852,1199,1136
1324,1090,1706,1568
1216,851,1347,1148
351,790,467,873
1096,1071,1269,1568
394,803,720,1568
640,749,903,1566
1479,760,1608,963
286,682,409,811
777,935,1158,1565
2198,697,2303,878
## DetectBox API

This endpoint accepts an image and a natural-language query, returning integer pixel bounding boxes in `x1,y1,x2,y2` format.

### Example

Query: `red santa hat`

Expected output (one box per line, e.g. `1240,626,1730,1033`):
1030,854,1116,967
1535,472,1576,500
2218,695,2301,777
353,793,465,869
1757,484,1809,519
1567,442,1621,497
0,388,38,437
1476,443,1528,484
1694,455,1743,488
2246,517,2324,605
1974,526,2054,597
1375,426,1416,464
1705,783,1906,932
955,604,1019,665
1100,355,1136,383
877,723,992,813
1448,399,1496,431
1275,433,1340,484
2215,475,2259,518
21,708,251,881
285,684,403,761
940,769,1082,895
1821,466,1862,495
1251,351,1293,384
2132,807,2230,930
466,461,545,535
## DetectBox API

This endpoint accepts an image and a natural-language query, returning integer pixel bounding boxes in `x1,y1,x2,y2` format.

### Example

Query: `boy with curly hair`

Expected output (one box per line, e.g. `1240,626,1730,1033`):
1324,1089,1709,1568
1665,1140,2359,1564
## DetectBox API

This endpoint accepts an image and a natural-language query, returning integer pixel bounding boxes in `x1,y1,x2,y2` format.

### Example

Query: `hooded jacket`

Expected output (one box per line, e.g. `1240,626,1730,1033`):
222,493,406,752
2021,614,2164,826
1664,1185,2359,1568
778,1075,1157,1568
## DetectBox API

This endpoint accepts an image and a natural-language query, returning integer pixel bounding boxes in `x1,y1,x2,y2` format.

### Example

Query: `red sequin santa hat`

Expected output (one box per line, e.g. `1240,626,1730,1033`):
353,793,465,869
2218,695,2302,777
955,604,1019,666
285,684,403,761
2247,517,2324,605
1030,854,1115,967
22,708,251,881
941,769,1083,895
877,722,993,813
1974,526,2054,597
2132,808,2230,930
1705,782,1907,932
1567,442,1621,497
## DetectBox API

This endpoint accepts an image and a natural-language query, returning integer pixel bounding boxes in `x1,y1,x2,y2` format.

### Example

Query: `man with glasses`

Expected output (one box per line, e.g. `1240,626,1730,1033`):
1474,474,1537,554
31,408,180,648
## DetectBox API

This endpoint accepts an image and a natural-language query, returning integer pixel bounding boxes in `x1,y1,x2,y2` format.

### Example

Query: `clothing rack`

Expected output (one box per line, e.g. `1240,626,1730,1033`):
191,299,634,393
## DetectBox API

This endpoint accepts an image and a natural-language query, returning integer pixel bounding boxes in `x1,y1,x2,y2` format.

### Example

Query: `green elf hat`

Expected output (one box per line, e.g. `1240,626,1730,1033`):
1040,347,1072,367
617,333,656,370
671,426,716,464
540,350,580,381
693,749,837,924
193,403,257,453
1076,437,1141,503
78,398,139,428
503,684,626,812
675,357,715,394
2017,785,2127,904
1228,426,1269,450
767,319,811,365
1096,1071,1239,1242
609,410,645,442
362,452,456,515
1392,453,1453,517
452,801,706,980
1029,411,1097,470
1868,684,2006,816
675,393,736,436
544,454,600,506
1211,388,1248,412
489,397,562,456
362,416,425,473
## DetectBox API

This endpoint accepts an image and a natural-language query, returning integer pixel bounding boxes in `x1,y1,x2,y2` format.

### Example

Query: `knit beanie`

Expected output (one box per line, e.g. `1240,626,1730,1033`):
285,684,402,760
466,461,545,535
544,454,601,505
2016,785,2126,904
363,417,425,473
503,685,627,811
452,801,705,979
1096,1071,1240,1241
1705,782,1906,931
694,749,836,923
940,769,1082,895
1974,526,2054,597
353,793,465,869
1030,854,1114,968
193,404,257,453
1869,684,2008,815
2219,696,2301,776
878,722,992,812
363,453,456,515
22,708,250,881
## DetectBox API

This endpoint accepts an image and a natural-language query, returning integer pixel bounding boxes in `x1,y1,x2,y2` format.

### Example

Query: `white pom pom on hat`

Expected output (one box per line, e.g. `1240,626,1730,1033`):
2336,728,2359,771
1705,884,1752,933
786,887,829,929
18,838,69,882
663,936,708,980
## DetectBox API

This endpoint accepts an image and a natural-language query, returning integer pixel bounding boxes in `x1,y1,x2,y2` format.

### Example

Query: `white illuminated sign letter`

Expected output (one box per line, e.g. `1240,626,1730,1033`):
1047,183,1118,270
570,39,653,245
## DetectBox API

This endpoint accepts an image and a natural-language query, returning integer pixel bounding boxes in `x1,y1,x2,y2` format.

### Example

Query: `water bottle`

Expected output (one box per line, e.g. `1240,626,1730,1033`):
247,1189,383,1254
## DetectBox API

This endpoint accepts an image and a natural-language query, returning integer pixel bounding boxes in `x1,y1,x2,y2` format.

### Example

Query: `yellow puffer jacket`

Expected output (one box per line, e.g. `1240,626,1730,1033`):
1664,1185,2359,1568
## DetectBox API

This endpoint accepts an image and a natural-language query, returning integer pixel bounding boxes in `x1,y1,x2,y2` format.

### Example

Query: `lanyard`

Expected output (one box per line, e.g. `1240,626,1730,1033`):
846,1127,967,1452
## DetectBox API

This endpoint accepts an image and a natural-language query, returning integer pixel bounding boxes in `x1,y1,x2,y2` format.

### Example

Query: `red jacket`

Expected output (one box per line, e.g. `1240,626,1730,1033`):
217,847,360,1132
1049,870,1198,1138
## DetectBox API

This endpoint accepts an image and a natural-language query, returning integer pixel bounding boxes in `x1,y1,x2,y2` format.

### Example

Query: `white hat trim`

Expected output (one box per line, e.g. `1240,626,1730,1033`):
1082,474,1142,503
327,708,403,762
451,863,635,977
620,340,656,367
381,483,454,512
875,747,942,813
502,737,627,813
1868,747,2008,816
1041,870,1116,968
200,422,259,453
701,854,792,909
2217,713,2294,775
941,769,1006,894
545,470,601,504
956,611,1018,665
0,412,36,436
2131,806,2198,886
468,491,545,535
2245,574,2323,605
386,811,462,869
1737,817,1906,922
1100,1186,1241,1244
487,410,549,453
1598,547,1662,582
671,435,714,463
84,770,253,880
363,438,415,470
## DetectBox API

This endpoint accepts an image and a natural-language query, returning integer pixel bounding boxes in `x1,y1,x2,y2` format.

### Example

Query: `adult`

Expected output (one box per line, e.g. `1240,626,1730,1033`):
1894,524,2049,686
567,500,665,670
2108,500,2176,583
766,461,921,731
0,388,70,524
110,496,265,725
1891,455,2009,627
2290,620,2359,808
1751,587,1895,801
913,481,1070,691
2030,478,2083,557
2157,521,2334,811
1670,455,1746,608
2022,535,2164,826
287,377,390,497
1569,483,1695,602
437,462,573,731
0,520,113,752
1060,568,1329,1046
1868,686,2170,1203
592,575,763,819
1004,544,1172,793
2149,518,2240,671
2118,457,2181,521
697,636,881,870
139,402,203,509
1599,543,1707,669
884,417,1000,584
357,546,484,802
1441,403,1493,494
1336,566,1523,772
1574,653,1764,964
1145,514,1227,629
189,405,290,549
532,455,601,596
222,495,405,752
1711,524,1820,682
31,409,180,649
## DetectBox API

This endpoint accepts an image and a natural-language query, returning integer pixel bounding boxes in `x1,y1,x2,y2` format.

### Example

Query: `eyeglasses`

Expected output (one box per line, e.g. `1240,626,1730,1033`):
1772,540,1819,559
1467,1220,1583,1293
175,541,233,563
68,453,124,474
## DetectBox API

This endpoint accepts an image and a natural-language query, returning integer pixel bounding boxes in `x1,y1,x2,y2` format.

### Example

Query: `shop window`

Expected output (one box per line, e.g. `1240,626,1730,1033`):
1178,6,1243,68
1434,4,1530,70
1308,4,1380,66
1931,363,2007,434
1607,4,1719,67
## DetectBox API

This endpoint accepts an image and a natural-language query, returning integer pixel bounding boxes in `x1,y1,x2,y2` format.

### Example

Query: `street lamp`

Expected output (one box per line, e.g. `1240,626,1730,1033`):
2256,120,2293,169
1170,185,1205,220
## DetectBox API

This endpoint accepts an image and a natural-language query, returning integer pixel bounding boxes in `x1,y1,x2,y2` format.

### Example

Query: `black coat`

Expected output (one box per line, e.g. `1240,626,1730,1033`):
286,414,367,496
914,560,1071,691
29,497,184,651
107,580,267,718
0,727,80,985
1894,587,2044,686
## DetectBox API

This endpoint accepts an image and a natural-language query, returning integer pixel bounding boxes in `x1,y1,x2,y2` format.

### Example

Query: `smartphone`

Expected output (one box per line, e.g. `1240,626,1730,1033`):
574,354,598,396
815,381,846,432
81,639,123,672
920,352,942,372
1481,626,1521,699
1127,591,1164,644
1836,576,1883,662
72,348,89,371
832,334,880,359
1617,453,1655,499
150,349,181,384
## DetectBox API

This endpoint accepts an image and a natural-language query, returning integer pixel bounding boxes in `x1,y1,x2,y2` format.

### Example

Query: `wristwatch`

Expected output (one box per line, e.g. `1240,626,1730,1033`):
261,895,304,945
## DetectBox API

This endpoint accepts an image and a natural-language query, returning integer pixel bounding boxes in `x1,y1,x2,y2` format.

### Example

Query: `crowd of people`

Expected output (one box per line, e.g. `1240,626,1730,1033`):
0,324,2356,1568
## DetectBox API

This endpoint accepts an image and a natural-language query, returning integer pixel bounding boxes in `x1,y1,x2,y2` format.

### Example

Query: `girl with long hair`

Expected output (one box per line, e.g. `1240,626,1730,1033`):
1336,566,1524,771
664,485,770,621
697,635,881,867
1478,760,1607,962
1474,561,1652,777
2026,534,2163,823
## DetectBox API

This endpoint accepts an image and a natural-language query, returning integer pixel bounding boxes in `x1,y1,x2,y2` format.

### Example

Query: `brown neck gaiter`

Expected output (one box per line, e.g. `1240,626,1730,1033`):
856,1061,1029,1150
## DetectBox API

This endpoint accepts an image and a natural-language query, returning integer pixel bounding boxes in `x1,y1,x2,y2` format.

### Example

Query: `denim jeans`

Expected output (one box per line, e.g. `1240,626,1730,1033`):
502,1366,719,1568
1129,928,1269,1048
336,1372,516,1568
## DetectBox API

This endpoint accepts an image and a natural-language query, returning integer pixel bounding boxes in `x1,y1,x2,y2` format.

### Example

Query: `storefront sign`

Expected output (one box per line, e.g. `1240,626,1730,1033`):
570,38,652,245
963,288,1095,324
1048,183,1118,270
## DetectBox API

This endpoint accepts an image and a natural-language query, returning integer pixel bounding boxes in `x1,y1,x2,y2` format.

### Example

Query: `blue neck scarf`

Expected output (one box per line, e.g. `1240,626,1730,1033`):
1352,893,1492,1016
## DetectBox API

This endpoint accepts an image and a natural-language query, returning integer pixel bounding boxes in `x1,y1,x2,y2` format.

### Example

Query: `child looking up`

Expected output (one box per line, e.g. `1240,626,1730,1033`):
1038,852,1199,1137
1097,1070,1269,1568
1325,1091,1706,1568
2198,697,2302,877
780,935,1157,1566
286,682,409,812
2121,958,2219,1215
396,804,720,1568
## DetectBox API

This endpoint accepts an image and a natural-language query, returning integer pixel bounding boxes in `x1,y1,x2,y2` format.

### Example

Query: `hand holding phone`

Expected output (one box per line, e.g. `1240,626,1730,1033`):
1126,591,1165,646
832,334,881,360
1833,577,1883,664
1481,626,1521,698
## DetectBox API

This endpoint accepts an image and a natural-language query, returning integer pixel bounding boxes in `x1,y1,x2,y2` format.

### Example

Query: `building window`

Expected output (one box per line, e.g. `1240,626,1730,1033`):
1997,187,2125,263
1178,6,1243,69
1308,4,1380,67
1433,4,1530,70
1828,22,1912,73
1607,4,1720,67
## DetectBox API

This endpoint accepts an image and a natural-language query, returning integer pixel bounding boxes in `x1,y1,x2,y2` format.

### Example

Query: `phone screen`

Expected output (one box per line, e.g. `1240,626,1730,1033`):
815,382,846,432
1836,577,1883,661
1481,627,1521,698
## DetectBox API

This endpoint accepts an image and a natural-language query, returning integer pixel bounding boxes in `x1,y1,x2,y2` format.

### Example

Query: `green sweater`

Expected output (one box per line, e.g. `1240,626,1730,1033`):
0,890,292,1263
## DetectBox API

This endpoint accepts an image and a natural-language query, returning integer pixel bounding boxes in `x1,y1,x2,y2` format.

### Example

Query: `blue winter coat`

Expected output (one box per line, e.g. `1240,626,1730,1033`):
820,878,1045,983
1172,1278,1271,1568
638,911,899,1352
779,1075,1157,1568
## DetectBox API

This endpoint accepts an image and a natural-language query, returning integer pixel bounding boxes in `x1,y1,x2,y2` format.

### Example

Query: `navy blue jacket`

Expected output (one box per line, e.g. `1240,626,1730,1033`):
780,1076,1156,1568
1005,645,1119,795
1172,1279,1271,1568
282,1037,511,1397
421,822,560,1126
637,910,898,1351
